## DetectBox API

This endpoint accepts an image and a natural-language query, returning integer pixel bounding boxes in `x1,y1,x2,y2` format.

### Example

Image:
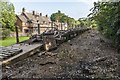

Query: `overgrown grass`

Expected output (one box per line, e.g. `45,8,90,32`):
0,36,29,46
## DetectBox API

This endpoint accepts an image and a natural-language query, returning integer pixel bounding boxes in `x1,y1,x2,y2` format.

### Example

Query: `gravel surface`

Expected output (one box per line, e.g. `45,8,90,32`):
2,29,120,79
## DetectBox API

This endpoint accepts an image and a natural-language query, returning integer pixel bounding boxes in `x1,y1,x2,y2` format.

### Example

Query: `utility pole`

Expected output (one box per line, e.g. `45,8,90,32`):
15,23,19,43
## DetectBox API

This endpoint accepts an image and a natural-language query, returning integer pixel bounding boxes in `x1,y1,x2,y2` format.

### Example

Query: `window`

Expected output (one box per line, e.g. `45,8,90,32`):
24,29,29,33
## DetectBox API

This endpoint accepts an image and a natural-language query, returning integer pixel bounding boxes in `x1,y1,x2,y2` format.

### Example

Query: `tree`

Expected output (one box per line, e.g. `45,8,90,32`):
67,17,76,28
50,10,77,28
78,18,92,27
89,1,120,49
78,18,86,27
60,15,68,23
0,1,16,31
75,20,80,27
50,10,65,22
0,1,16,39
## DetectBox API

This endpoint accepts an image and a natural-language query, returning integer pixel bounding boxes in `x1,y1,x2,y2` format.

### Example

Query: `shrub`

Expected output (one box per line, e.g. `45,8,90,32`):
1,28,11,40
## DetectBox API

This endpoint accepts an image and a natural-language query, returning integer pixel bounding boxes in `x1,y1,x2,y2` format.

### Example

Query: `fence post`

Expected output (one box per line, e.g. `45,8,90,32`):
38,23,40,34
15,23,19,43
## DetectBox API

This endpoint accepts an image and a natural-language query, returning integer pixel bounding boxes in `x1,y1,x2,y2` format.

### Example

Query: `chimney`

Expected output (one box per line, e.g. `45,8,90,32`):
32,11,35,15
22,7,25,13
45,15,48,17
40,13,42,16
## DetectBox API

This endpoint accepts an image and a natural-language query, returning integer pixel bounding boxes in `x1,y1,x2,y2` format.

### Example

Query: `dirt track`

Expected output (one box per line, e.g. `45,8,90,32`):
2,29,120,79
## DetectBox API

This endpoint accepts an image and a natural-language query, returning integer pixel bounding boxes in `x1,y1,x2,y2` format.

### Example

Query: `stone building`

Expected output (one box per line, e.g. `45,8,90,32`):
16,8,52,36
16,8,68,36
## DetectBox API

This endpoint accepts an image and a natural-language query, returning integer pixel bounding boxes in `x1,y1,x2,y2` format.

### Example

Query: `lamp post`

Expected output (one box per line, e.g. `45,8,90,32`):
37,20,40,34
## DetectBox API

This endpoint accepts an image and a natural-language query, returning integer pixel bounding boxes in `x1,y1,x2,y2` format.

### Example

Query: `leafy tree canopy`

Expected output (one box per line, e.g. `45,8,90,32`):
50,10,80,28
0,0,16,31
89,1,120,47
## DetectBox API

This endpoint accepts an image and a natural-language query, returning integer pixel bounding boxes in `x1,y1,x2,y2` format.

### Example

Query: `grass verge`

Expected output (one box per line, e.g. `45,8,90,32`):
0,36,29,46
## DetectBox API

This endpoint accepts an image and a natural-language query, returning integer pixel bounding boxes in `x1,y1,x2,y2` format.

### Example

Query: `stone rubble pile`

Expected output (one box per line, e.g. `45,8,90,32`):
0,46,22,61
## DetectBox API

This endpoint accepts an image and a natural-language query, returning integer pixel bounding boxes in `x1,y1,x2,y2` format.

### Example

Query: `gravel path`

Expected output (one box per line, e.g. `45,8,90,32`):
2,29,119,79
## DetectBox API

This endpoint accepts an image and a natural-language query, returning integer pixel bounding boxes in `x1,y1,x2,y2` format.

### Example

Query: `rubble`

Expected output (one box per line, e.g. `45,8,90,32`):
0,47,23,61
39,61,56,66
2,29,119,79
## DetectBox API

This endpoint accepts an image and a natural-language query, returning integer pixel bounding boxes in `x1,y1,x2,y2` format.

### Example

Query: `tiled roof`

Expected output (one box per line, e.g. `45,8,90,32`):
43,16,51,23
17,12,51,24
23,12,37,22
17,15,27,22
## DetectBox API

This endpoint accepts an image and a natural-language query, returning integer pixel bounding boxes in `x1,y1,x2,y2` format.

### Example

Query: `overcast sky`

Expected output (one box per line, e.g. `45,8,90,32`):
9,0,99,20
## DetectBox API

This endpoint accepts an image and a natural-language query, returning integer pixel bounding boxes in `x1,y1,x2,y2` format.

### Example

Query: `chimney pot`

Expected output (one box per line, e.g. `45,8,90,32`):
22,7,25,13
46,15,48,17
33,11,35,15
40,13,42,16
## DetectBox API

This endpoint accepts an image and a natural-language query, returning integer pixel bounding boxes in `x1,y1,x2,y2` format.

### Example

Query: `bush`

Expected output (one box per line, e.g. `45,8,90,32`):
1,28,11,40
90,2,120,49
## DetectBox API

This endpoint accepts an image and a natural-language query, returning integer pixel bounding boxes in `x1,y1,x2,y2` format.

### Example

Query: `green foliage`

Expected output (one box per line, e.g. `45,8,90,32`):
78,18,96,28
1,28,11,40
50,10,79,28
50,10,65,22
0,1,16,31
60,15,68,23
89,1,120,46
78,18,84,27
75,20,80,27
67,17,76,28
